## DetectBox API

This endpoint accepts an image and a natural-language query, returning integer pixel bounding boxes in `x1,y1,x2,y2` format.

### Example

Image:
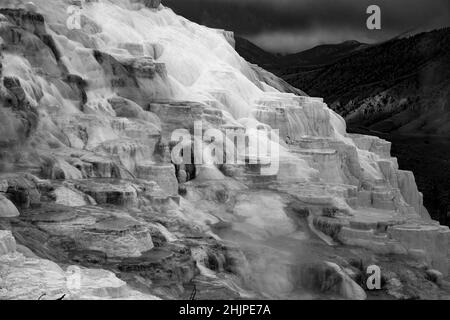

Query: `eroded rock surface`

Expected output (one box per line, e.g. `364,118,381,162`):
0,231,159,300
0,0,449,300
0,194,20,217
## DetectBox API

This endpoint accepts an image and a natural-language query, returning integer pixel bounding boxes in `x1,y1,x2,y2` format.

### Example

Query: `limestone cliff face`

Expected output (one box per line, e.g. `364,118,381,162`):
0,0,449,300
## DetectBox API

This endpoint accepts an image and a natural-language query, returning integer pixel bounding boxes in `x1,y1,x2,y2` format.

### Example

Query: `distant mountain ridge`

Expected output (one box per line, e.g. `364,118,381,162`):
279,40,369,67
235,29,450,221
236,28,450,136
235,37,368,69
235,36,277,69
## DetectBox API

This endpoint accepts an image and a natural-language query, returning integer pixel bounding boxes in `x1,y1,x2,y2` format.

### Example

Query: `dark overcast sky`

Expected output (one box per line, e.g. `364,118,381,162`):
163,0,450,53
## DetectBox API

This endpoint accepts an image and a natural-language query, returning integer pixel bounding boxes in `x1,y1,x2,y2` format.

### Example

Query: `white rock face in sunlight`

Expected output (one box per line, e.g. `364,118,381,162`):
0,0,449,300
0,230,16,255
0,194,20,217
0,231,158,300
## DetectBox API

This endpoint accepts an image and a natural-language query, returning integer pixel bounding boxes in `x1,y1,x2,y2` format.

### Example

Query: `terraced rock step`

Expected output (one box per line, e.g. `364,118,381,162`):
19,203,154,258
1,0,449,300
74,180,139,207
0,230,158,300
148,100,224,135
389,224,450,274
136,163,179,196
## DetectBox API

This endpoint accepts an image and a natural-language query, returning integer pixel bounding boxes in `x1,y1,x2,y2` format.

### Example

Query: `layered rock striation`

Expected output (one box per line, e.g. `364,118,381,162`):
0,0,449,300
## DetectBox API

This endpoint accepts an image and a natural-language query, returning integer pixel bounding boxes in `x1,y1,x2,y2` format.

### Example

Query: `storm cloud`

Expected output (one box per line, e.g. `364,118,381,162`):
163,0,450,52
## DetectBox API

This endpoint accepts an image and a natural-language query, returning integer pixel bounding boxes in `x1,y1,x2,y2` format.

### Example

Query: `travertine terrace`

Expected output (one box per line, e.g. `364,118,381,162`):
0,0,449,300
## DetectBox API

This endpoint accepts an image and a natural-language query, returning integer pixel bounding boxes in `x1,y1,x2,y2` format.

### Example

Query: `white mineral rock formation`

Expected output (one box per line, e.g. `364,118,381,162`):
0,230,16,255
0,194,20,217
0,0,449,299
0,231,158,300
325,262,367,300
